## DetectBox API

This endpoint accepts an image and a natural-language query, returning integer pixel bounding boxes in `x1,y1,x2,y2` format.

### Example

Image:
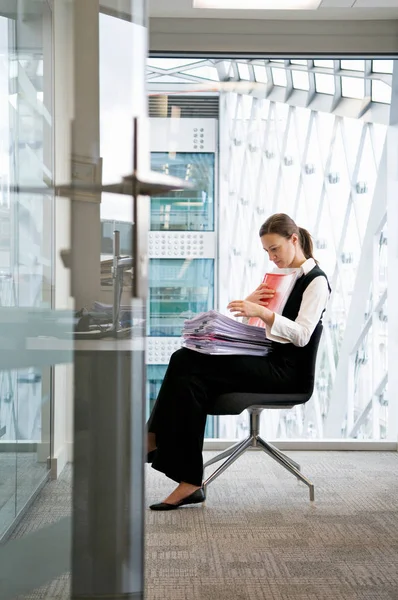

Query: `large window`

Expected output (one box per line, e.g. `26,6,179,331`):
219,92,389,441
146,57,395,442
143,57,396,443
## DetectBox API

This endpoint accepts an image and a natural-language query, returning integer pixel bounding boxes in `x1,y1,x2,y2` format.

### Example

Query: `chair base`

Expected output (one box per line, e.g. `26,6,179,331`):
203,427,315,502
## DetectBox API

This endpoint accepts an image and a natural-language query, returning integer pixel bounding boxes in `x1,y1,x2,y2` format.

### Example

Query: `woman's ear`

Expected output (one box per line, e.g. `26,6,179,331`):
291,233,299,245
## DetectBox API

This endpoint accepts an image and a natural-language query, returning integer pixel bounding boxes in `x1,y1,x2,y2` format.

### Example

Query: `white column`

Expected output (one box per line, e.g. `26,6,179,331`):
51,0,75,477
37,1,53,466
52,0,103,477
70,0,101,310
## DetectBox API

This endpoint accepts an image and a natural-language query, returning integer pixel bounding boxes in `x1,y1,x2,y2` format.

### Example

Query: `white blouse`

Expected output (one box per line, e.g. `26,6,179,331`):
265,258,330,348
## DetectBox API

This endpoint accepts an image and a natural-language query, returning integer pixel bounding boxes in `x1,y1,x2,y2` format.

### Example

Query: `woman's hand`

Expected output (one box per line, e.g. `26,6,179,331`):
245,284,275,307
228,299,268,319
228,299,275,327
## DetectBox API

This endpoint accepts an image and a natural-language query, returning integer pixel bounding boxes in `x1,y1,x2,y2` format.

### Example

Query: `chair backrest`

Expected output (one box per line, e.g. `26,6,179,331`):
300,321,323,395
210,322,324,416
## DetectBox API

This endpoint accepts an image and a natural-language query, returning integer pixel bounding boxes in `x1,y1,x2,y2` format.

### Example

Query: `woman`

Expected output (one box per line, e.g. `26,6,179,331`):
147,213,330,511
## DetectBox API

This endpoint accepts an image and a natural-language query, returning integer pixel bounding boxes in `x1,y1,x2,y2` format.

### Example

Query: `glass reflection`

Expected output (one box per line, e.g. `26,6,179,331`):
101,219,133,257
150,152,215,232
149,258,214,337
0,2,53,538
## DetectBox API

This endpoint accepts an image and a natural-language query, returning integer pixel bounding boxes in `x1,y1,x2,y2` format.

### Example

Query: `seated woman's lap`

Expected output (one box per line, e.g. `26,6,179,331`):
168,347,285,397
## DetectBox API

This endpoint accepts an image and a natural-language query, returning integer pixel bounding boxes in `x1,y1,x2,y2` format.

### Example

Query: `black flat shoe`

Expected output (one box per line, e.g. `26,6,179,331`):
149,488,205,511
146,449,157,463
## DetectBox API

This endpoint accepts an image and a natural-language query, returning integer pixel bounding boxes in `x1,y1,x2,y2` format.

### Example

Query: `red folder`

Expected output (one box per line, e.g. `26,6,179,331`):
248,271,298,328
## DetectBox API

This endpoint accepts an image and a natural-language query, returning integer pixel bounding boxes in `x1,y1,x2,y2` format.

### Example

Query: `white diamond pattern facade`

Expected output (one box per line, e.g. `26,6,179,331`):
218,92,389,440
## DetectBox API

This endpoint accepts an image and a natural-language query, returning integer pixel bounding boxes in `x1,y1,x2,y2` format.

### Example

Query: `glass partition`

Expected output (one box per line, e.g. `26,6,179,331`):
0,3,53,538
0,13,16,538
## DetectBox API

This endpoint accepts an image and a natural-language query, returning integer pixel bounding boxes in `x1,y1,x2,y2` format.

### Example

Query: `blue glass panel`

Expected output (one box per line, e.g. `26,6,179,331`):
149,258,214,337
150,153,215,231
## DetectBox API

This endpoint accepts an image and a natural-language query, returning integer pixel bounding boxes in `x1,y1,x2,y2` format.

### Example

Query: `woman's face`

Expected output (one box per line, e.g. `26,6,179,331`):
261,232,298,268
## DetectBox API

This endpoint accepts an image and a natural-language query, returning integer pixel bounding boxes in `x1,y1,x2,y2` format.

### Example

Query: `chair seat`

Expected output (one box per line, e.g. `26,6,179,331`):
209,392,311,415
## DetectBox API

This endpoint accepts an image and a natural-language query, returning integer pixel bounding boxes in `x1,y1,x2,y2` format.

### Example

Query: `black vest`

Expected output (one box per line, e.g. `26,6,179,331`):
269,264,331,384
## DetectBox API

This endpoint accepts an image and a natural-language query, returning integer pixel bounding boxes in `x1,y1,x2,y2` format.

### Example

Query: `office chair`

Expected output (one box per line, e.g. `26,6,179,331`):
203,323,323,502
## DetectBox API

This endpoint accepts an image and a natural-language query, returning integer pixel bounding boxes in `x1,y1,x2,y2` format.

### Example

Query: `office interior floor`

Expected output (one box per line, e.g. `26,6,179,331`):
0,453,49,540
10,450,398,600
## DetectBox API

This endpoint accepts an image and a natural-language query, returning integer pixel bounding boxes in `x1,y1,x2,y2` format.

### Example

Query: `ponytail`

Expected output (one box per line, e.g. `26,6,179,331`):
299,227,317,263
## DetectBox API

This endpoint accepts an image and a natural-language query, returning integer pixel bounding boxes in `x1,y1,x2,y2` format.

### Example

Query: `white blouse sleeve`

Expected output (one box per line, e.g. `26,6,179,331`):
265,276,330,347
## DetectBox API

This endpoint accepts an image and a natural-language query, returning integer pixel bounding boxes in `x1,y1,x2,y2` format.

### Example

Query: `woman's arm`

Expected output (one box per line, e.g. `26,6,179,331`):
240,284,275,325
228,276,330,347
265,276,330,347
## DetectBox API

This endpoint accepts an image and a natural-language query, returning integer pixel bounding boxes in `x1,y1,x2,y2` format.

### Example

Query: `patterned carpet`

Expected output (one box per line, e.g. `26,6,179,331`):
8,451,398,600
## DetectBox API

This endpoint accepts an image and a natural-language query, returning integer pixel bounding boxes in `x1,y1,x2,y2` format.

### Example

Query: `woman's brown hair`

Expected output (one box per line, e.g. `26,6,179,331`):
259,213,317,263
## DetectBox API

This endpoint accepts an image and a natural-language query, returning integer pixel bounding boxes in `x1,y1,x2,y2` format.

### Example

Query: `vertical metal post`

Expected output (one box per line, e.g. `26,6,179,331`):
113,230,121,328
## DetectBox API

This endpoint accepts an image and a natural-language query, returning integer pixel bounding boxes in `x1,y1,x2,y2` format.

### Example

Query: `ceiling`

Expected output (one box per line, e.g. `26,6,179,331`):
149,0,398,20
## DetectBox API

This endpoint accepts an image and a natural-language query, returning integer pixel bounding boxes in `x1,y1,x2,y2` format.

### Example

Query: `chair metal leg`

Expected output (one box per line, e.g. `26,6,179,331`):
256,436,315,502
263,440,301,471
203,436,253,492
204,438,248,469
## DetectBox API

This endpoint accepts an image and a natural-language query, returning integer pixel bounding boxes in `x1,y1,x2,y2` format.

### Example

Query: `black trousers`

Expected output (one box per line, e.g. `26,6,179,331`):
147,347,298,487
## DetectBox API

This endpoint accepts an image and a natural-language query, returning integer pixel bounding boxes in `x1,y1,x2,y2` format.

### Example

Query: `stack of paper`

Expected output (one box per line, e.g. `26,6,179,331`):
248,270,298,328
182,310,272,356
